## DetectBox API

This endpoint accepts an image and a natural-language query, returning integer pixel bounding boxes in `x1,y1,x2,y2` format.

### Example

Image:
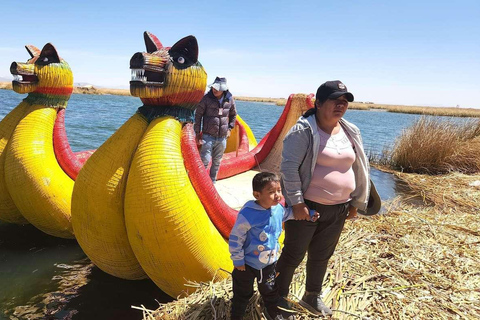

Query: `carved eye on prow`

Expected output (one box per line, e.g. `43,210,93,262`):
168,35,199,70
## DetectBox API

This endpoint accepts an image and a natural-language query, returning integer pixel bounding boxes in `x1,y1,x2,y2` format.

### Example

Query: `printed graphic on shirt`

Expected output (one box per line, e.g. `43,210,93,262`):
259,249,277,264
259,231,268,241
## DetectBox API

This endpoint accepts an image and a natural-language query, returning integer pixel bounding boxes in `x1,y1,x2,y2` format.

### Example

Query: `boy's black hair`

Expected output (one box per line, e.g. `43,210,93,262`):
252,172,280,192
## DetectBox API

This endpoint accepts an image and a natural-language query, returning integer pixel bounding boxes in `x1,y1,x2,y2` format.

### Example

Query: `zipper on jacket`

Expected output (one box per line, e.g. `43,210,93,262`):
218,95,227,137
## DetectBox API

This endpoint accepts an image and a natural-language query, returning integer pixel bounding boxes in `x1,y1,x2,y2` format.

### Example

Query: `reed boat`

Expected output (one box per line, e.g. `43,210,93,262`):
70,31,314,297
0,43,93,237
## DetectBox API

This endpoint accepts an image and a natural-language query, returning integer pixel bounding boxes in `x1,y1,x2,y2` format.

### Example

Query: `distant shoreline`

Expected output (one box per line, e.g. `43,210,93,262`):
1,82,480,117
0,82,285,104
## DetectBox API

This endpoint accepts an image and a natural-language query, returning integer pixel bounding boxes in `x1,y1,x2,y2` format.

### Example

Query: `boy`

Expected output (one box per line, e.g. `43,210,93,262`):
229,172,318,320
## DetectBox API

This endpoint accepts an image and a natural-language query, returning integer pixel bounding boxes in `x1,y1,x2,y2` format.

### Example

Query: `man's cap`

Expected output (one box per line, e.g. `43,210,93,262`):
209,76,228,91
358,179,382,216
316,80,354,103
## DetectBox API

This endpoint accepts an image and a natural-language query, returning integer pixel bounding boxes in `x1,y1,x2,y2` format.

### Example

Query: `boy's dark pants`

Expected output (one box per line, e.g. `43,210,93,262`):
231,262,278,318
276,200,349,297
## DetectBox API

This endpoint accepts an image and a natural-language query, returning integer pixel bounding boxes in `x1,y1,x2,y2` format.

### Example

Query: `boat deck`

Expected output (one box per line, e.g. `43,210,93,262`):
214,169,262,210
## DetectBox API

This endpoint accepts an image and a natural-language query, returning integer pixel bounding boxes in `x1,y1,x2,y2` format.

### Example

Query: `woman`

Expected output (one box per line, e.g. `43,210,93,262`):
276,80,374,317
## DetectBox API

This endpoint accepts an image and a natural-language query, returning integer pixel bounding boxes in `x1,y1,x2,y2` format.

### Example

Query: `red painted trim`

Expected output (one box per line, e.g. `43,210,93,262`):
181,94,302,238
216,94,295,179
181,124,238,239
53,109,94,180
140,89,205,106
74,150,96,166
36,86,73,95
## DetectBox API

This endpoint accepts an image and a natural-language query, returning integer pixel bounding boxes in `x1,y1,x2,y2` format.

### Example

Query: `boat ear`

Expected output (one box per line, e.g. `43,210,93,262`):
38,43,61,64
144,31,163,53
25,45,41,58
168,35,198,69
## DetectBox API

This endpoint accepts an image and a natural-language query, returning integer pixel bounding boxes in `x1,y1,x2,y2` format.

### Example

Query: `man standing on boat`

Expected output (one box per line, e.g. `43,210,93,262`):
194,76,237,183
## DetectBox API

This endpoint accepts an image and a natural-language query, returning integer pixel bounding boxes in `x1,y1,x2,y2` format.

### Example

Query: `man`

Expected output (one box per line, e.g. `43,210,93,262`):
194,76,237,183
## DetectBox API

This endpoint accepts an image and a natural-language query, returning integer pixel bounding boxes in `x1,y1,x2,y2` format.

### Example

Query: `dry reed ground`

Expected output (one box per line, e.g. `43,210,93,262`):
135,172,480,320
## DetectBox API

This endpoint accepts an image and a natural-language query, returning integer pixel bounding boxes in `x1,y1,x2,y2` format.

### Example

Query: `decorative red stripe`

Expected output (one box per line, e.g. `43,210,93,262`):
216,94,296,180
140,89,205,106
53,109,95,179
36,86,73,95
181,94,302,238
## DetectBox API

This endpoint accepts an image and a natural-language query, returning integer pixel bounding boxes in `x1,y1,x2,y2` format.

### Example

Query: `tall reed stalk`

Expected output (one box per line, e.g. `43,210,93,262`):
386,117,480,174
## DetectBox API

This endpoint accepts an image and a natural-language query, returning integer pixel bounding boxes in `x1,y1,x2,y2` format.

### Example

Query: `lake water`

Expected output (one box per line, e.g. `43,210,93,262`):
0,89,448,319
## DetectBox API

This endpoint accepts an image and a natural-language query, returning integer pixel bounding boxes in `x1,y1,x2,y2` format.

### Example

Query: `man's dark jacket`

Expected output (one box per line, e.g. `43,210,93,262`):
194,89,237,138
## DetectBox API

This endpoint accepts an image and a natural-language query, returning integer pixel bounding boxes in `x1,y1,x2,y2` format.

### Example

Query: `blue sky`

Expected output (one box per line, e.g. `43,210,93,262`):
1,0,479,108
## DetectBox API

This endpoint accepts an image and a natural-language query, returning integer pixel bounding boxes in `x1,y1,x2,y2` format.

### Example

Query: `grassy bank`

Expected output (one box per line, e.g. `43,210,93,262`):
0,82,12,90
384,117,480,174
349,102,480,117
72,86,131,96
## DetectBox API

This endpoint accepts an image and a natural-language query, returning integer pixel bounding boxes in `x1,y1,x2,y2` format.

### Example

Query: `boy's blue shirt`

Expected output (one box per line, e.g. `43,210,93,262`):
228,200,315,270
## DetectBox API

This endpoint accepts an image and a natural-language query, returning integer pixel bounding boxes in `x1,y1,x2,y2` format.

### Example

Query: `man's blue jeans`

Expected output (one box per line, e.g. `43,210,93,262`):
200,134,227,182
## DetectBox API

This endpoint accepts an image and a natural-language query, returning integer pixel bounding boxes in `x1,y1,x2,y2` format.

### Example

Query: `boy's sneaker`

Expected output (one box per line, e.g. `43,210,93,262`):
278,297,296,320
299,291,333,316
264,306,284,320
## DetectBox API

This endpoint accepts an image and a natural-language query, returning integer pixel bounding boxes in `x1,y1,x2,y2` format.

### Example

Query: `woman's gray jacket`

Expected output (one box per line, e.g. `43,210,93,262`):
280,111,371,213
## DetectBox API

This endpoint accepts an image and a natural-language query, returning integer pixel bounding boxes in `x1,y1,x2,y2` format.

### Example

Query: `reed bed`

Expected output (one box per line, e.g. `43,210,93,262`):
72,86,131,96
135,172,480,320
0,82,13,90
385,105,480,118
235,96,287,106
349,103,480,118
345,103,370,110
385,117,480,174
393,171,480,215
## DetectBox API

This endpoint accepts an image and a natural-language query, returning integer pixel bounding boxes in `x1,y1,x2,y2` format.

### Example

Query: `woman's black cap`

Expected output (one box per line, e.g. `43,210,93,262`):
316,80,354,102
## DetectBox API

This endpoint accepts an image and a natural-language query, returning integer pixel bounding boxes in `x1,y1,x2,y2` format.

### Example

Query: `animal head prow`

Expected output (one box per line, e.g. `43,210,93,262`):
130,32,206,110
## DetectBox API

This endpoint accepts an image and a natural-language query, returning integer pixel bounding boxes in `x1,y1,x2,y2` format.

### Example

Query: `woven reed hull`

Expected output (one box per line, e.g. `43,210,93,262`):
260,94,313,172
224,114,258,153
71,113,148,280
0,103,95,226
0,102,29,224
125,117,232,297
4,105,74,238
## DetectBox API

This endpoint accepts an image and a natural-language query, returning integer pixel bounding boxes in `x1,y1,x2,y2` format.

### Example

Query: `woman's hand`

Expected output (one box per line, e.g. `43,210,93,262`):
347,205,358,220
293,203,311,220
